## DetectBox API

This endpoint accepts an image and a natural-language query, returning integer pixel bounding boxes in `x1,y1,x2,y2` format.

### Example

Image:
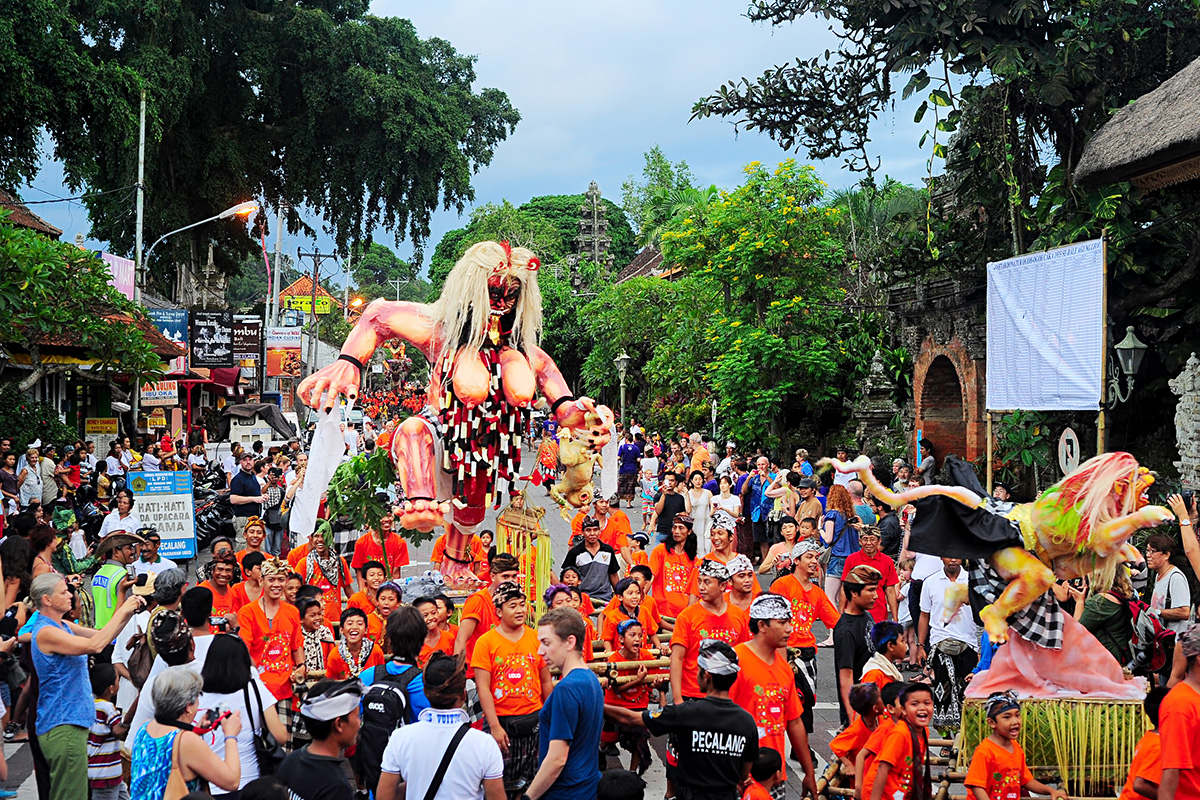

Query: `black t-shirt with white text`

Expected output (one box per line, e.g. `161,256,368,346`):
643,696,758,799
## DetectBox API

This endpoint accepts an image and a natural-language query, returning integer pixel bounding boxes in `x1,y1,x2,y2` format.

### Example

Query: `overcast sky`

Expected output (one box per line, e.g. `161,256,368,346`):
25,1,931,277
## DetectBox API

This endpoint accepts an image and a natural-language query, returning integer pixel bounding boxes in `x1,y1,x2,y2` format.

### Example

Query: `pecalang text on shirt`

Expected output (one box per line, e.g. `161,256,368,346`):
691,730,747,755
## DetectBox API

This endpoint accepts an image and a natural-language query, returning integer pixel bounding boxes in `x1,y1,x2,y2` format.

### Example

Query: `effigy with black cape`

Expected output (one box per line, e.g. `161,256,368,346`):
822,452,1171,699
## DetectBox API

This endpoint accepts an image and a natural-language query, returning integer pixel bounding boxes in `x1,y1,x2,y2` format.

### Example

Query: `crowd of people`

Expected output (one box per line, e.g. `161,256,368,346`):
3,424,1200,800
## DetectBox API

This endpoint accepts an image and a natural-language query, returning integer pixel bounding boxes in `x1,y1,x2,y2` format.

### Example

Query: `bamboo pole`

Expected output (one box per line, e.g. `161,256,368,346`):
587,658,670,672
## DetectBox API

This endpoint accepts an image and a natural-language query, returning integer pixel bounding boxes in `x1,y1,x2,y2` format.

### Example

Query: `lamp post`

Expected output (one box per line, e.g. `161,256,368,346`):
1106,325,1148,408
142,201,260,267
349,297,365,319
614,351,631,428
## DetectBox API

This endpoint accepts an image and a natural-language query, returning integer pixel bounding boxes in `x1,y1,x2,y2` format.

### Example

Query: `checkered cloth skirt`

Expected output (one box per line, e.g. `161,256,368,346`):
970,561,1064,649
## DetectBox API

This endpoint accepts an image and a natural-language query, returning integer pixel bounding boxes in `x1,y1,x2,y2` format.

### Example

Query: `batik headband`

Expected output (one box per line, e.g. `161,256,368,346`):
711,510,737,532
725,554,754,576
696,639,740,675
493,581,526,608
749,593,792,621
697,559,730,582
790,539,823,560
985,690,1021,719
300,679,364,721
259,557,288,578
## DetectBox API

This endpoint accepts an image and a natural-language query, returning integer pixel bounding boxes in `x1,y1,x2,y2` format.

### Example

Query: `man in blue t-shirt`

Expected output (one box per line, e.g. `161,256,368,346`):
525,607,602,800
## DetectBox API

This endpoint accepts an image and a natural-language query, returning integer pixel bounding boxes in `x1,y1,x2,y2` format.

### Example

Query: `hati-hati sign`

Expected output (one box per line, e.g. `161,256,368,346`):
127,472,196,559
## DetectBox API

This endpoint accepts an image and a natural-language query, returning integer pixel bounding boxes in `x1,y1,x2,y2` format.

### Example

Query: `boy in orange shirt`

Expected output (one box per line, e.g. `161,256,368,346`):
729,592,818,798
470,581,551,795
199,550,244,629
726,554,759,614
236,557,305,704
603,618,666,775
866,683,934,800
771,539,839,734
860,621,907,689
325,606,385,679
413,595,455,667
627,531,651,576
455,552,521,672
855,682,906,799
742,747,785,800
1160,625,1200,800
831,683,885,783
966,691,1067,800
1118,687,1167,800
670,559,750,701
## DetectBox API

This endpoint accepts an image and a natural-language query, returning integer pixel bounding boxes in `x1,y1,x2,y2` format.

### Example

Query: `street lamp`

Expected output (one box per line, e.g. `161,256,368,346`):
614,351,631,428
1107,325,1148,407
142,201,260,266
348,297,365,319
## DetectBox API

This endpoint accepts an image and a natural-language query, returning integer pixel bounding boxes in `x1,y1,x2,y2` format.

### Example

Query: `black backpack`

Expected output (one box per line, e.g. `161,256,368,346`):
352,661,422,791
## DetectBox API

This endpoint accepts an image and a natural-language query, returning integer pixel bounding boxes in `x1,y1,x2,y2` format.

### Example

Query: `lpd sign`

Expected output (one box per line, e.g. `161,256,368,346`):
128,472,196,559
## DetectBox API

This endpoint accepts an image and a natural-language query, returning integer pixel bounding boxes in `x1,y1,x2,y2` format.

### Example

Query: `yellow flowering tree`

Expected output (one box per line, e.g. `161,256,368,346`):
660,159,863,446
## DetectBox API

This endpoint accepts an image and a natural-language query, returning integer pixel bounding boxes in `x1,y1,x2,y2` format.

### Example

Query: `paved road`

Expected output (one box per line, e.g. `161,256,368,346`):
5,452,850,799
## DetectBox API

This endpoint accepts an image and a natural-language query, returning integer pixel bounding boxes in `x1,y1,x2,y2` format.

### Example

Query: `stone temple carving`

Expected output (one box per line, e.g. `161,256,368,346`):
1170,352,1200,488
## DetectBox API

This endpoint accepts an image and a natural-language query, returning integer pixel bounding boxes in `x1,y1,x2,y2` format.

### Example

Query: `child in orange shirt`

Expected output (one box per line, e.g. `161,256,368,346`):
325,607,385,680
602,619,666,774
742,747,785,800
966,692,1067,800
434,594,458,641
545,585,597,661
560,567,595,615
866,683,933,800
414,596,455,667
831,683,885,783
860,621,907,689
627,531,651,576
1118,687,1167,800
855,681,906,797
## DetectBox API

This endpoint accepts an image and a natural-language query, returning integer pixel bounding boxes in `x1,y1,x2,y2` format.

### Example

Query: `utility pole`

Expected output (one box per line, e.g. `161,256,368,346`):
388,277,402,301
343,246,352,320
269,201,285,326
132,88,147,438
296,250,339,380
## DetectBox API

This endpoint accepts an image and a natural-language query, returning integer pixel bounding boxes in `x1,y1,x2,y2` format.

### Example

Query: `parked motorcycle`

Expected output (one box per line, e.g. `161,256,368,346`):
193,491,235,552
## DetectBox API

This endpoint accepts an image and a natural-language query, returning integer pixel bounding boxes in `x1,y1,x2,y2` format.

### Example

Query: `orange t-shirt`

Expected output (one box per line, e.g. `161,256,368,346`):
670,602,750,699
584,618,596,662
299,553,352,627
649,545,696,618
237,601,303,701
730,643,803,778
870,722,928,800
831,713,876,762
350,532,410,579
687,552,763,596
286,542,310,570
325,641,386,680
1118,731,1162,800
742,781,772,800
861,668,897,691
965,738,1034,800
229,581,254,610
599,603,662,650
604,647,660,709
460,588,498,674
626,550,649,576
201,581,245,618
235,547,268,571
469,626,546,716
418,630,456,667
861,718,900,796
771,574,840,648
1159,683,1200,798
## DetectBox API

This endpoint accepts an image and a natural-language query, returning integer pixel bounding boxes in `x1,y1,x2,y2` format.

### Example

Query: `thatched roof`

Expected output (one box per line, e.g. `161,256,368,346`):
1076,55,1200,191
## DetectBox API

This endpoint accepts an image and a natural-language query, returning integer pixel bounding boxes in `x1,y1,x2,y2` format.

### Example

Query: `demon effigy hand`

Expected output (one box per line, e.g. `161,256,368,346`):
298,360,362,411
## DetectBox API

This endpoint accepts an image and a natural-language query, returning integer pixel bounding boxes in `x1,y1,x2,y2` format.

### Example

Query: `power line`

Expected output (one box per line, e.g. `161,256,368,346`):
1,184,140,206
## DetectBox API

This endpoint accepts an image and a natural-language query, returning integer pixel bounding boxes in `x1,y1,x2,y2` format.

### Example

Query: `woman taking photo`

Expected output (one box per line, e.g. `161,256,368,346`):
196,634,289,796
98,489,142,539
130,666,243,798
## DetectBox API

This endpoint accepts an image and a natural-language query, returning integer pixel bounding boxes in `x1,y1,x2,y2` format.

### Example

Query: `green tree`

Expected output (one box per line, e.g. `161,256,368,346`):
519,194,638,269
660,160,864,447
0,213,163,397
427,200,567,294
1,1,519,299
621,146,696,241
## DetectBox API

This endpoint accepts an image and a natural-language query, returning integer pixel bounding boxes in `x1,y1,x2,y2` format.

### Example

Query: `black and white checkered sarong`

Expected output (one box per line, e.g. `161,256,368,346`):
970,561,1064,650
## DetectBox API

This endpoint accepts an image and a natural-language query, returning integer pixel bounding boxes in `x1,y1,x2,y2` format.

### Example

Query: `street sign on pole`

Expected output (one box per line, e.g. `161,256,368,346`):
128,471,197,559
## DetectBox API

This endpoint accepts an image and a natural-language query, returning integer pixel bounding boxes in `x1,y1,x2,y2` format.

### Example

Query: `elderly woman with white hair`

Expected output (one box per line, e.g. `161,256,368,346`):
29,572,144,800
130,665,243,798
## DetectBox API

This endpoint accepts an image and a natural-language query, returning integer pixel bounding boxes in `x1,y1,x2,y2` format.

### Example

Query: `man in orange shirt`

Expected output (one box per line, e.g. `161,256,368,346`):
730,593,819,798
1160,624,1200,800
454,552,521,671
1118,687,1167,800
670,559,750,702
199,550,244,629
350,514,410,585
237,557,305,707
470,581,551,795
297,534,353,628
235,517,270,571
726,554,759,613
772,539,839,734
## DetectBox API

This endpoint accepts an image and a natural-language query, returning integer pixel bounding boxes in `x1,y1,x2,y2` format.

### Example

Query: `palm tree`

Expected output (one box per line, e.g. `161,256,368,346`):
638,184,721,248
